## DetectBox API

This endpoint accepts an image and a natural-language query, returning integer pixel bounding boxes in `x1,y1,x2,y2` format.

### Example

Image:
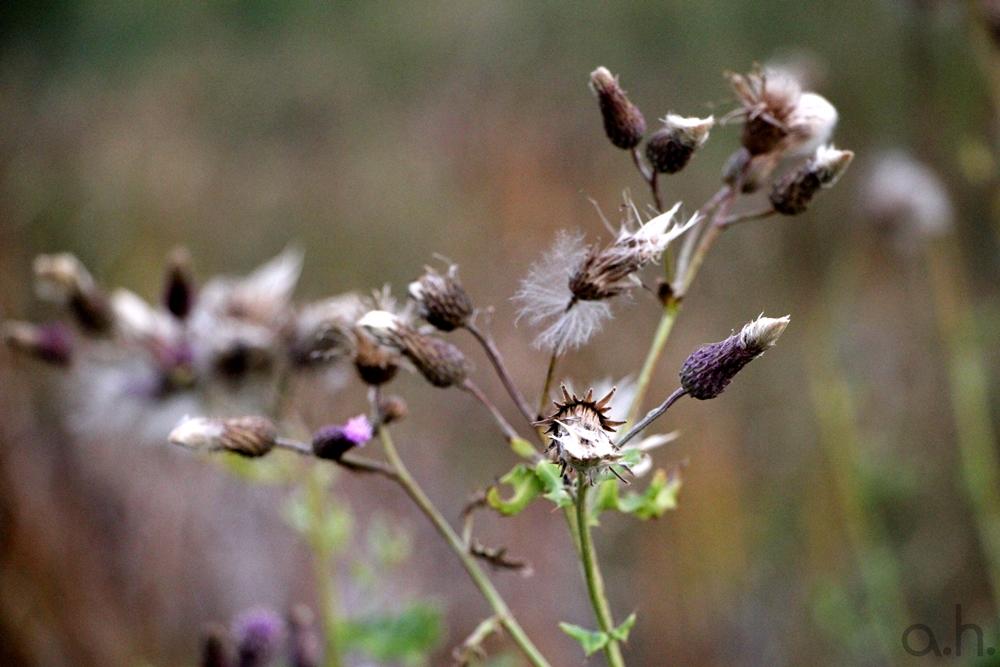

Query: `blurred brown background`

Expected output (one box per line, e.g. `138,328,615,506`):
3,1,1000,666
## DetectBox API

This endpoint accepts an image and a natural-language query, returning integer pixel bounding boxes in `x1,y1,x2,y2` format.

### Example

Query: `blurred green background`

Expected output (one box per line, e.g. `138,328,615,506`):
2,1,1000,666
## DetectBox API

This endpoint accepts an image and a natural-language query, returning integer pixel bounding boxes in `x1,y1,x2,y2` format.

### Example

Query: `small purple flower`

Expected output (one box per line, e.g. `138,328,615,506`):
232,608,285,667
311,414,372,460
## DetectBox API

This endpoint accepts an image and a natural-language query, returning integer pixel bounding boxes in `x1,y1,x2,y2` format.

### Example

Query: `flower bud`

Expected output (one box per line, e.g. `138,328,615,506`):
163,246,196,320
358,310,470,388
408,264,473,331
379,394,408,424
770,145,854,215
3,320,73,365
590,67,646,150
353,328,400,385
645,115,714,174
680,315,790,400
311,415,372,461
169,416,277,457
232,608,286,667
33,253,114,334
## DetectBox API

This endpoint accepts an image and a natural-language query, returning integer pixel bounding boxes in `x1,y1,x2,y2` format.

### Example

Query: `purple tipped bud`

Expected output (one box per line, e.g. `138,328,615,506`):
680,315,790,400
232,608,286,667
590,67,646,150
164,246,196,319
3,321,73,365
770,145,854,215
170,416,278,457
311,415,372,460
408,264,473,331
645,115,714,174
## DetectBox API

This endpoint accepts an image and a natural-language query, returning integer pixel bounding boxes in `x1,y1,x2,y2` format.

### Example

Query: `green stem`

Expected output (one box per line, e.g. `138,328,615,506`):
378,428,553,667
576,477,626,667
304,468,344,667
624,297,681,429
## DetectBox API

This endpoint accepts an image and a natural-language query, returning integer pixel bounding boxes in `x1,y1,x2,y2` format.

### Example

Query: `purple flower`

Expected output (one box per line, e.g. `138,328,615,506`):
311,414,372,460
232,608,285,667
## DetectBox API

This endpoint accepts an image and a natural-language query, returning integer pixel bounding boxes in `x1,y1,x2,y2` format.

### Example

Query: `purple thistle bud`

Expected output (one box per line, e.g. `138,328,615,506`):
680,316,790,400
232,608,286,667
590,67,646,150
311,414,372,460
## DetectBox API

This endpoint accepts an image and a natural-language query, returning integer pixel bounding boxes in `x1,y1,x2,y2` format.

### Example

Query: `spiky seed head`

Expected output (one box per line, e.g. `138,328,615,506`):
163,246,196,319
535,386,626,481
169,416,277,457
408,264,473,331
590,67,646,150
770,145,854,215
311,415,373,461
645,115,714,174
680,315,790,400
3,320,73,365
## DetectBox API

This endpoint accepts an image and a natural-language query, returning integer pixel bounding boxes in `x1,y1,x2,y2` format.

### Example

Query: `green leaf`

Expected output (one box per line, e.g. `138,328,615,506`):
534,461,573,507
341,602,443,666
559,622,609,657
486,465,543,516
610,613,637,642
591,469,682,521
509,437,538,459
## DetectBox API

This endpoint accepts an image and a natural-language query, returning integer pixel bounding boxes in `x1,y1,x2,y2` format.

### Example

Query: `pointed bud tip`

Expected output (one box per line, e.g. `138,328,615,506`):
739,315,790,352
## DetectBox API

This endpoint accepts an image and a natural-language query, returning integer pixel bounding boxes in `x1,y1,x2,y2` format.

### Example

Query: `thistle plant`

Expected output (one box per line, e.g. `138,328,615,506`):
5,64,853,666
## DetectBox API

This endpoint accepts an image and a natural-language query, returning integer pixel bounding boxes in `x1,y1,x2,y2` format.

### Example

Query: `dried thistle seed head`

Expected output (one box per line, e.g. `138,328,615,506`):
379,394,408,424
163,246,196,320
169,415,278,457
197,247,303,328
645,114,714,174
680,315,790,400
3,320,74,365
232,608,286,667
536,386,626,479
33,253,114,334
570,202,693,301
590,67,646,150
352,328,400,385
408,264,473,331
728,68,837,160
311,415,373,460
770,144,854,215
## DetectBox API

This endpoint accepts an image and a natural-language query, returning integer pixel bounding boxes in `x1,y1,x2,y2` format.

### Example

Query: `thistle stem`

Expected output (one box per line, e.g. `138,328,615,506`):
462,379,522,442
719,206,777,228
466,322,537,428
631,147,662,212
576,477,626,667
617,387,688,448
624,297,681,429
378,427,553,667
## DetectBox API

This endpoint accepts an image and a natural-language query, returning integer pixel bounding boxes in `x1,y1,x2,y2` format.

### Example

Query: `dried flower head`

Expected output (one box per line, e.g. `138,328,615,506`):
516,204,696,354
590,67,646,150
357,310,469,388
645,114,714,174
379,394,409,424
536,386,626,482
289,292,366,366
196,246,303,328
408,263,473,331
311,415,373,460
770,144,854,215
169,415,278,457
3,320,74,365
680,315,790,400
727,67,837,161
232,608,286,667
33,253,114,334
